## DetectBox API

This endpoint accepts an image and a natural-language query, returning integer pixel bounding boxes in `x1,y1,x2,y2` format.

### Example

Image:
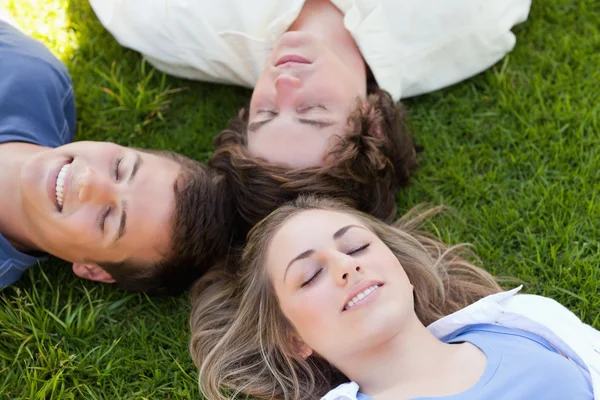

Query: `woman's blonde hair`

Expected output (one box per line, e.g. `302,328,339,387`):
190,196,502,400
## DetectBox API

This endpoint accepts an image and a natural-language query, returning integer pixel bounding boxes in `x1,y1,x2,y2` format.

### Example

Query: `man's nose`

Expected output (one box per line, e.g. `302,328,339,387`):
275,74,302,107
77,167,118,204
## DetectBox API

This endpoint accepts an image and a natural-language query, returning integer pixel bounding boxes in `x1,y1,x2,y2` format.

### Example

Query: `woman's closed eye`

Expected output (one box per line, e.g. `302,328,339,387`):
301,268,323,288
347,243,370,256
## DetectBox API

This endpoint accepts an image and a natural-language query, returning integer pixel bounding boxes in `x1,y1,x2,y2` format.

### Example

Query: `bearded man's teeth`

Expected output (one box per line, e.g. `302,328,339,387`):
56,164,71,208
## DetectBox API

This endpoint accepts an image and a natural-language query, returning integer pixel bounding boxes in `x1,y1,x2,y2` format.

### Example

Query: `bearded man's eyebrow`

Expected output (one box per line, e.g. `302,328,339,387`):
248,117,336,133
297,118,335,128
248,119,273,133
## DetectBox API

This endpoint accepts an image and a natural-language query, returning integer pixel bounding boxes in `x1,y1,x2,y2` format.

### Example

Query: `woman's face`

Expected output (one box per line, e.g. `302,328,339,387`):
264,209,415,364
247,31,367,168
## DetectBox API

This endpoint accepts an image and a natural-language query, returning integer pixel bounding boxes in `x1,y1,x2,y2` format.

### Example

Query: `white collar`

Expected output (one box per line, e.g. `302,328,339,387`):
427,286,522,339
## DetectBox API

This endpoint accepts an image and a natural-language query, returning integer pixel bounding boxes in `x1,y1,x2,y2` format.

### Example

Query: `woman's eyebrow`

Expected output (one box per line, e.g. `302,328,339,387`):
333,224,363,240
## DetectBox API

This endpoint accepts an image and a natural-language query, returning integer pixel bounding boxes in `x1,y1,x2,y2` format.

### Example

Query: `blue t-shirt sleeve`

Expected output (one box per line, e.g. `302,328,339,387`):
0,20,75,148
0,234,43,288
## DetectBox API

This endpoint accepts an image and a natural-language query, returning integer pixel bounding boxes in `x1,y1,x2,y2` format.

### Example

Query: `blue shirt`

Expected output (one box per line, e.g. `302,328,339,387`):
0,20,75,287
357,324,593,400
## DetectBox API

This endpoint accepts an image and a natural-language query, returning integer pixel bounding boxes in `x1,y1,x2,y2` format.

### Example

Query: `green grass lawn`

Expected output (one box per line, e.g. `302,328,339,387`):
1,0,598,398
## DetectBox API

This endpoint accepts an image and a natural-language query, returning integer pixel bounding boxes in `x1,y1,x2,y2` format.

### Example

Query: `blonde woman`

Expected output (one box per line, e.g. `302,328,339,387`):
190,196,599,400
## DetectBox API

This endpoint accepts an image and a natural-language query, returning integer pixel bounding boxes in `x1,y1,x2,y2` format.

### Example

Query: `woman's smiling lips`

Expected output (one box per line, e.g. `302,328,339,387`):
342,281,384,313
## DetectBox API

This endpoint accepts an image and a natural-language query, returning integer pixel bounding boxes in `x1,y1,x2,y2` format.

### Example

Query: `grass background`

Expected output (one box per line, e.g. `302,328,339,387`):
0,0,598,398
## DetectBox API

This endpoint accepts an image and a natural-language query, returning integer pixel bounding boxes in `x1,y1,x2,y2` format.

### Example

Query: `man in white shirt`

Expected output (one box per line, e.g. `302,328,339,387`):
91,0,531,226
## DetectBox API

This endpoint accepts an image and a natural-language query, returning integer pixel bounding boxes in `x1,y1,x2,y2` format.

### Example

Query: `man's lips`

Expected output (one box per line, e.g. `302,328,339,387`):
47,158,72,212
275,54,312,67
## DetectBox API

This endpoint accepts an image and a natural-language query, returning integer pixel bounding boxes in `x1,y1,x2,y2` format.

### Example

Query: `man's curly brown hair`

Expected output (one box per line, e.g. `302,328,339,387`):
209,89,418,231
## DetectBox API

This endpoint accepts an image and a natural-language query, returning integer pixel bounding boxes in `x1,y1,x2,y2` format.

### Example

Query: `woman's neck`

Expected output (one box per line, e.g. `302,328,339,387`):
289,0,366,84
335,316,486,400
0,142,43,252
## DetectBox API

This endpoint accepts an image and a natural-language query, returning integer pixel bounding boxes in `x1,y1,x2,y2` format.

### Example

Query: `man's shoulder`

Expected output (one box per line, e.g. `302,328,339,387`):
0,22,72,97
0,20,69,77
0,21,75,148
0,234,41,288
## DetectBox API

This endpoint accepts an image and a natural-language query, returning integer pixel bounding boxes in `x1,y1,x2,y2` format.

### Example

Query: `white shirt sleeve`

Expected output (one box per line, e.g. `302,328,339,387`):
88,0,248,84
351,0,532,100
402,0,533,98
89,0,178,63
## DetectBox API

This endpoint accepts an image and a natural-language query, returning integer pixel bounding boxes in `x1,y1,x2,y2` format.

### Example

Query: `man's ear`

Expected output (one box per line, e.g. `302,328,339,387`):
290,334,313,360
72,263,116,283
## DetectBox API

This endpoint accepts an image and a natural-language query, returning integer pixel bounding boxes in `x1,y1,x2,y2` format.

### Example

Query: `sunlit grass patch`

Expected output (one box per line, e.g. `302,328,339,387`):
1,0,77,60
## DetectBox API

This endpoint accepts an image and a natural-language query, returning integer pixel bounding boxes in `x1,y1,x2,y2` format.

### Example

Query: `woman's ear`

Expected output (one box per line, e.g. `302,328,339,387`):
290,334,313,360
72,263,116,283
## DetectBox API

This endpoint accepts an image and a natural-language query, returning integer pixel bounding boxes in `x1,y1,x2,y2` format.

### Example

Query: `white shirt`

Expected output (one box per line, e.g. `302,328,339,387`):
89,0,531,101
322,287,600,399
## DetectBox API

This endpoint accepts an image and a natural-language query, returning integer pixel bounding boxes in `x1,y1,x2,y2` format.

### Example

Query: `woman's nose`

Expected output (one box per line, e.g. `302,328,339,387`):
329,252,361,286
77,167,117,204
